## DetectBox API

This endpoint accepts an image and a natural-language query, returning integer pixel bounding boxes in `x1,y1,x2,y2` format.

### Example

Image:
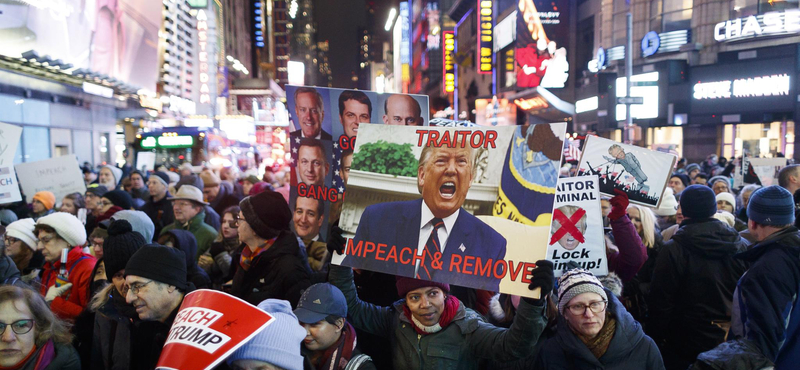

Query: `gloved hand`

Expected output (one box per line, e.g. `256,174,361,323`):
327,224,346,255
209,242,227,257
607,189,629,221
523,260,554,306
45,283,72,303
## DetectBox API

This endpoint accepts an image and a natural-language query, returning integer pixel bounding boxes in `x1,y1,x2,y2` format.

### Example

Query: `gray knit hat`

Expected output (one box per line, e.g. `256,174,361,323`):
557,268,608,315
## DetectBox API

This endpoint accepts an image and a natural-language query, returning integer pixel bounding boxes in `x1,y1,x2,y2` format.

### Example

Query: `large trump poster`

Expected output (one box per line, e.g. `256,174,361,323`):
286,85,429,245
332,123,566,298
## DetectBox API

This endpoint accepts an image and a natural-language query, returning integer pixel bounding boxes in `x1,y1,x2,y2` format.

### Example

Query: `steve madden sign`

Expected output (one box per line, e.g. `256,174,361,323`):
715,10,800,42
693,74,791,100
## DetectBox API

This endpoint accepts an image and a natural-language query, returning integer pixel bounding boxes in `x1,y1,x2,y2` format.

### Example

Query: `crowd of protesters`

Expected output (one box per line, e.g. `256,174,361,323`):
0,152,797,370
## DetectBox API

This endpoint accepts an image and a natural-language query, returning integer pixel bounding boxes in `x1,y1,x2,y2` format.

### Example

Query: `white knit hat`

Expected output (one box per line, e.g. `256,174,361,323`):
654,187,678,217
36,212,87,247
6,218,37,251
101,165,123,184
716,192,736,210
557,268,608,315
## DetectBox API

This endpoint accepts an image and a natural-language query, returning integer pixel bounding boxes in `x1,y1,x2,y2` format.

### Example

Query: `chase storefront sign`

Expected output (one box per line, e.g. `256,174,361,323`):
715,10,800,42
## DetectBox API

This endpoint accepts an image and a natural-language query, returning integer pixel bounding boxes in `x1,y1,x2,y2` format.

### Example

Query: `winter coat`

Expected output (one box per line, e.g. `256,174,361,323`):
731,227,800,369
534,290,665,369
129,187,149,201
161,211,217,260
301,343,377,370
91,288,138,370
40,247,97,321
130,305,180,370
0,253,24,286
209,184,241,216
328,264,548,370
690,339,774,370
622,227,665,324
206,238,240,285
203,205,221,230
17,341,81,370
606,215,647,282
141,193,175,237
230,230,311,307
165,229,212,289
648,218,748,369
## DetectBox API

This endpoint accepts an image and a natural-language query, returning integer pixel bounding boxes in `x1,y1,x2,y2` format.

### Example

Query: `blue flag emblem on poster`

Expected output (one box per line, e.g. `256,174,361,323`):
493,124,563,225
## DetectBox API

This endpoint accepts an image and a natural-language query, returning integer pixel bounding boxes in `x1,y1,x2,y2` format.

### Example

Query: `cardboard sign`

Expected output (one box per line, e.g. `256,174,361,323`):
0,166,22,204
546,176,607,277
332,123,566,298
14,155,86,203
156,290,275,370
285,85,430,245
577,136,676,208
0,122,22,166
136,152,156,173
743,157,788,186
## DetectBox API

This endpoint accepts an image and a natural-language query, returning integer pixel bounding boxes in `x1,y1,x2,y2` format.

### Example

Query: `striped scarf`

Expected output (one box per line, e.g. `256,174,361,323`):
239,237,277,271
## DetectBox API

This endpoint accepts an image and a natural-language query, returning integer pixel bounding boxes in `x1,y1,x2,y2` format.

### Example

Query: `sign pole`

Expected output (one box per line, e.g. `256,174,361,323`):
625,12,633,144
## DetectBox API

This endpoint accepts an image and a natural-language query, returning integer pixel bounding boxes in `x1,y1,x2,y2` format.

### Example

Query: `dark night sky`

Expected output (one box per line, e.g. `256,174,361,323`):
314,0,397,88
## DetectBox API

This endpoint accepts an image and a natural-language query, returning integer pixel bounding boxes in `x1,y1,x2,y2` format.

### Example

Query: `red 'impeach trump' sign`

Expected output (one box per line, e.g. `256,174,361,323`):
156,290,274,370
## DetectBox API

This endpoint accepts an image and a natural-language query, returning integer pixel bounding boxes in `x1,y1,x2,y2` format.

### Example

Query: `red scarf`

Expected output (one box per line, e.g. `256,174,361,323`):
0,340,56,370
402,294,460,335
239,238,277,271
316,322,357,370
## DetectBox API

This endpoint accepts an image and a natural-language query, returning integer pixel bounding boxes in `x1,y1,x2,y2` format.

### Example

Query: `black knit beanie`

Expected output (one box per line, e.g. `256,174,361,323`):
103,220,146,279
239,190,291,239
125,244,188,291
679,184,717,219
103,190,133,210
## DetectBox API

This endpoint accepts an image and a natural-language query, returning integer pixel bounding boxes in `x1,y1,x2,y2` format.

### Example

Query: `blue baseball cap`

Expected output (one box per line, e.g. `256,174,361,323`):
293,283,347,324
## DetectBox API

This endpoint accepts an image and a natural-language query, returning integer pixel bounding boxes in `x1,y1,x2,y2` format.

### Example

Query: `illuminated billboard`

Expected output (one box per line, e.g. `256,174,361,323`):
478,0,493,74
515,0,570,89
443,31,455,93
0,0,162,91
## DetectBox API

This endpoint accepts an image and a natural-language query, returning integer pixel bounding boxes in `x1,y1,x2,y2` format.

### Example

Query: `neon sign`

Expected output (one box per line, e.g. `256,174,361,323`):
693,74,791,99
477,0,493,74
443,31,455,93
197,10,211,104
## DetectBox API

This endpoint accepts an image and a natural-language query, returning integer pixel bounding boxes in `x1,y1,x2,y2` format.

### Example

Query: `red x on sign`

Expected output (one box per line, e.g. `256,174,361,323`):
549,208,587,246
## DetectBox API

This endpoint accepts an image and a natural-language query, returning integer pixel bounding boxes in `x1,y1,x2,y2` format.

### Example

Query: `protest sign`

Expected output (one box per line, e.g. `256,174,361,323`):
15,155,85,204
136,152,156,172
332,123,566,298
0,122,22,166
577,136,676,208
0,166,22,204
286,85,429,243
156,290,274,370
743,157,788,186
546,176,607,277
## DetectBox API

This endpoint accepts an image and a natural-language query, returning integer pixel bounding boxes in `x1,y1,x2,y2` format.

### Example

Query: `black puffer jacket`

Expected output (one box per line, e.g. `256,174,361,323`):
647,218,748,370
230,230,311,307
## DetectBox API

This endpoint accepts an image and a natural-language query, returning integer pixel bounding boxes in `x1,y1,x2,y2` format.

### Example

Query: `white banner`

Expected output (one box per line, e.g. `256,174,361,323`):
0,121,23,166
15,155,86,204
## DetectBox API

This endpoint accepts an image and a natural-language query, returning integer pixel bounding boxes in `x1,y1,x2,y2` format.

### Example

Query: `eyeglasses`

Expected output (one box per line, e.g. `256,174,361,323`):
0,319,35,335
99,201,113,208
128,280,154,295
228,215,241,228
37,235,56,246
566,300,608,316
3,236,20,245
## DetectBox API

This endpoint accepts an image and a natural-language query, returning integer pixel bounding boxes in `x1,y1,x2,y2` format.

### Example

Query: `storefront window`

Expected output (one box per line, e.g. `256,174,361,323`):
647,127,683,157
732,0,798,18
723,122,794,158
22,127,50,163
649,0,693,33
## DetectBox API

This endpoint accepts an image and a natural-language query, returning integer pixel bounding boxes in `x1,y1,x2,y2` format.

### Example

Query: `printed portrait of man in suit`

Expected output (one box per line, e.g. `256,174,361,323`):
345,135,507,291
291,87,332,140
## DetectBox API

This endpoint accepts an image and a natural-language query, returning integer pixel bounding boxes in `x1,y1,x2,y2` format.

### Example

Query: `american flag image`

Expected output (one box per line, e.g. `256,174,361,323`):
563,139,582,162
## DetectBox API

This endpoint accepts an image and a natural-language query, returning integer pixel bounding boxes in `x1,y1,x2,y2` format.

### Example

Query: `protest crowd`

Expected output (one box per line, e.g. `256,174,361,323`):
0,125,798,370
